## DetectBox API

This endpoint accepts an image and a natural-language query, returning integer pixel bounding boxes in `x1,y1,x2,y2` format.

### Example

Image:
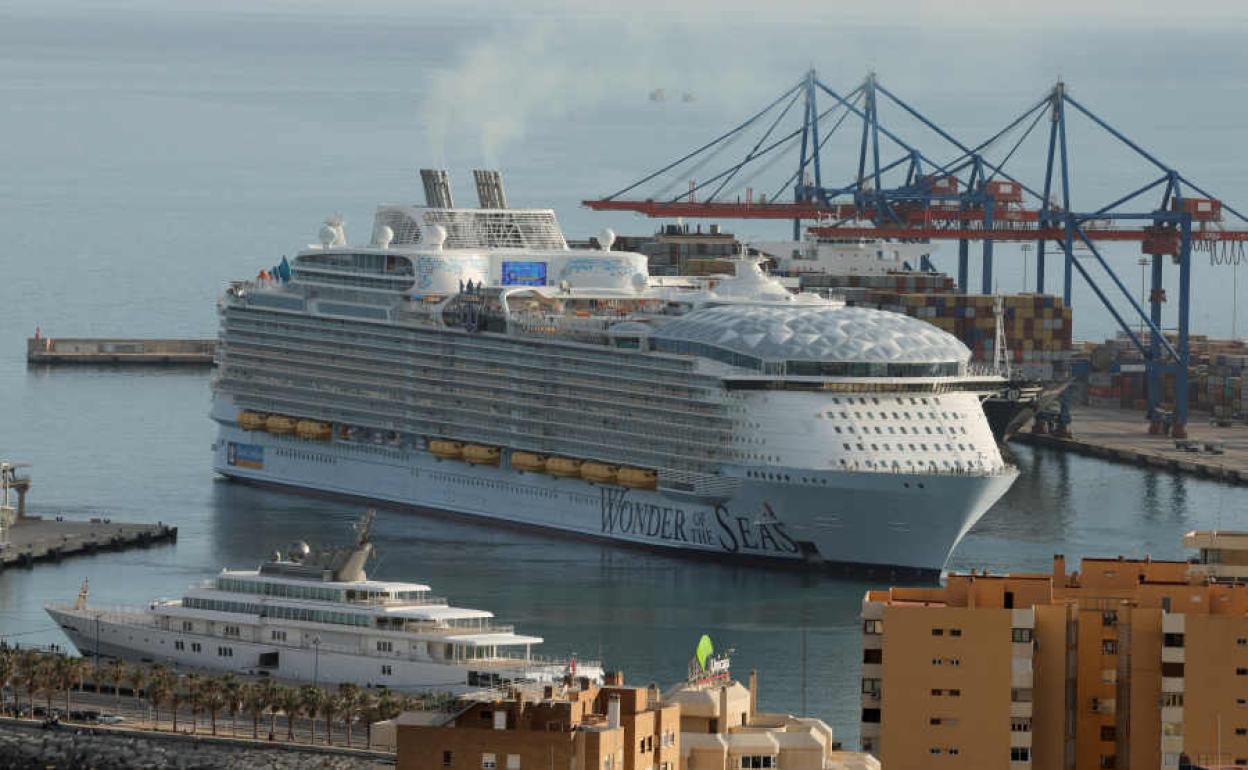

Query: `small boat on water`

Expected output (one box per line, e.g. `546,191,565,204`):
45,511,601,692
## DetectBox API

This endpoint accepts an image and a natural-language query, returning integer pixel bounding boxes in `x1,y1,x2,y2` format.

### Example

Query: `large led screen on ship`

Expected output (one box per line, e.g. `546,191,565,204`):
501,261,547,286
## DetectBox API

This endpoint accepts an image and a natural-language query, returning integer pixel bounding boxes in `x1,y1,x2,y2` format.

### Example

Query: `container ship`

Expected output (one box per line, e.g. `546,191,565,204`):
210,170,1017,576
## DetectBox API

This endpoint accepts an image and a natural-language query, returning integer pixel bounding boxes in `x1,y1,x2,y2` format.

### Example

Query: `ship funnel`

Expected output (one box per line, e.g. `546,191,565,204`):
473,169,508,209
420,169,455,209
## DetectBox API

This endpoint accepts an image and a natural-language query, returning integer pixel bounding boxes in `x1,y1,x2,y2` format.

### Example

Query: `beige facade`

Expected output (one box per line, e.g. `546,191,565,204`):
397,669,877,770
861,531,1248,770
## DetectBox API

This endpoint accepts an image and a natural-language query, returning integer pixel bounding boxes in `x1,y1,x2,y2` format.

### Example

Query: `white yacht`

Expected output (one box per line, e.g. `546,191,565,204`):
208,170,1016,576
46,512,601,691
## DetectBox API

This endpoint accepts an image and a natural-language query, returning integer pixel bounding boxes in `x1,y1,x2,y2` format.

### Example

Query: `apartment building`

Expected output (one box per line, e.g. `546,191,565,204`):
395,672,679,770
861,531,1248,770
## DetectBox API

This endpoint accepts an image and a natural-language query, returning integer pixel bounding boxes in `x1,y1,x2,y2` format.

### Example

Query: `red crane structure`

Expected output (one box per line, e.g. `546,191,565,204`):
584,70,1248,437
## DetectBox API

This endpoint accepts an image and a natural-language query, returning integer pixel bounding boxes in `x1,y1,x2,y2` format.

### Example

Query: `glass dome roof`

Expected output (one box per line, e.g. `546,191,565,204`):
653,304,970,365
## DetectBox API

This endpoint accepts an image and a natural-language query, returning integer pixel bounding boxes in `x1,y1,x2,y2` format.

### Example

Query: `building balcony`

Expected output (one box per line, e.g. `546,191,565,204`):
1161,677,1185,694
1012,669,1034,689
1161,706,1183,724
1012,641,1034,659
1012,608,1035,629
1162,613,1185,634
1161,735,1184,754
1010,702,1033,718
1161,646,1185,664
1010,731,1033,749
1009,762,1032,770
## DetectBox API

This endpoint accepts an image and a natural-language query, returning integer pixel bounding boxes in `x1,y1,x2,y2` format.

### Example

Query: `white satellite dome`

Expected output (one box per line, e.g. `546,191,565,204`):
425,224,448,250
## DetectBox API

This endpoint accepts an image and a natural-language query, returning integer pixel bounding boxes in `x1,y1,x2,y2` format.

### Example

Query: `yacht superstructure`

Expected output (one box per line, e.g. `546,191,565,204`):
208,170,1017,575
46,512,599,691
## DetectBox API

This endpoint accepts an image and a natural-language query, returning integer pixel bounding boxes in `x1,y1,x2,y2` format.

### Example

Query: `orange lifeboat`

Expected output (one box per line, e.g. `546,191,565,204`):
511,452,546,472
237,411,266,431
617,467,657,490
429,440,463,459
463,444,501,465
580,462,618,484
296,420,332,441
545,457,582,478
265,415,295,435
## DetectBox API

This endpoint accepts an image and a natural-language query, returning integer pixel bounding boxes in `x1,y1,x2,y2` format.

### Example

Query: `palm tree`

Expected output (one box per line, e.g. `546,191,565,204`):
220,674,243,737
125,665,148,717
18,651,42,715
358,691,379,749
259,680,280,740
200,678,227,737
147,665,175,730
0,648,15,716
298,684,325,744
240,682,266,740
337,683,362,747
54,656,90,718
319,692,340,746
102,658,128,709
184,673,203,734
277,685,303,742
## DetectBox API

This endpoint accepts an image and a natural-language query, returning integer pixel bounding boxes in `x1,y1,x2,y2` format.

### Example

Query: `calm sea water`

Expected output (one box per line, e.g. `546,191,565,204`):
1,3,1247,748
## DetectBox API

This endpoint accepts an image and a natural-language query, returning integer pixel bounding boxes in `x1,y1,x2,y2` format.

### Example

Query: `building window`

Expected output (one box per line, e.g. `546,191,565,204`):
1163,723,1183,737
863,648,882,664
190,643,201,653
929,748,943,756
950,628,962,637
507,755,520,770
271,630,286,642
1011,688,1033,703
1102,640,1118,655
1099,756,1117,768
949,689,961,697
1101,726,1117,741
931,628,944,636
482,754,497,770
174,641,184,651
1162,693,1184,708
861,708,880,724
1239,667,1248,676
1011,747,1031,761
1161,662,1184,678
862,678,881,696
182,621,194,632
931,689,943,696
1011,718,1031,732
443,751,454,768
1163,633,1184,648
739,758,775,769
1012,628,1033,644
223,625,240,638
1102,611,1118,626
863,620,883,635
381,665,392,676
377,640,394,653
1236,728,1247,737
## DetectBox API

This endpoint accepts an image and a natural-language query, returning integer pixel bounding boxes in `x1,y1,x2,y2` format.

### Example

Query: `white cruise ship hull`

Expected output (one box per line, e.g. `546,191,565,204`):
211,423,1016,576
45,606,580,693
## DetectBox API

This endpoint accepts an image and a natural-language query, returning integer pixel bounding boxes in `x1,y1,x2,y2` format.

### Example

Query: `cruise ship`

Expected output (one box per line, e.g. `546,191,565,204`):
47,512,600,691
209,170,1017,576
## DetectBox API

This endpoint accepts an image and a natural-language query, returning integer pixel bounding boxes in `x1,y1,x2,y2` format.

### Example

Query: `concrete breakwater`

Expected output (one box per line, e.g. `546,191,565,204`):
26,337,215,366
0,517,177,570
0,719,391,769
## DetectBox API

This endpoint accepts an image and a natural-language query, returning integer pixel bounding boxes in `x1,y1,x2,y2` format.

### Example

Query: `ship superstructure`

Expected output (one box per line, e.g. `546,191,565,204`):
208,170,1017,575
47,512,599,690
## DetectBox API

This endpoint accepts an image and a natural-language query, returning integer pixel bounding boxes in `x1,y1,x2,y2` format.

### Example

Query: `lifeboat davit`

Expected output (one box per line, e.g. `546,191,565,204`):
618,467,657,490
463,444,501,465
265,415,295,435
237,411,266,431
429,440,464,459
296,420,332,441
580,462,618,484
545,457,582,477
511,452,546,472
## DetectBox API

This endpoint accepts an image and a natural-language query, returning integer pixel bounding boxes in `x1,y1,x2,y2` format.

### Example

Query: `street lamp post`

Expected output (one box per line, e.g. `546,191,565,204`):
312,637,321,688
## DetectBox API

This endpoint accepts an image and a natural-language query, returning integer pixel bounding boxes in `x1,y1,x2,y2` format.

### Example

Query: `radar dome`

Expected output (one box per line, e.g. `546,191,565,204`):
288,541,311,561
425,224,448,250
318,223,336,247
598,228,616,251
375,224,394,250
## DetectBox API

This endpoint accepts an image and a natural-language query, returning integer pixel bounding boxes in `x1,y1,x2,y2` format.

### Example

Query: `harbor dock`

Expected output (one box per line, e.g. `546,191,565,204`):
0,516,177,570
26,337,215,366
1012,406,1248,485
